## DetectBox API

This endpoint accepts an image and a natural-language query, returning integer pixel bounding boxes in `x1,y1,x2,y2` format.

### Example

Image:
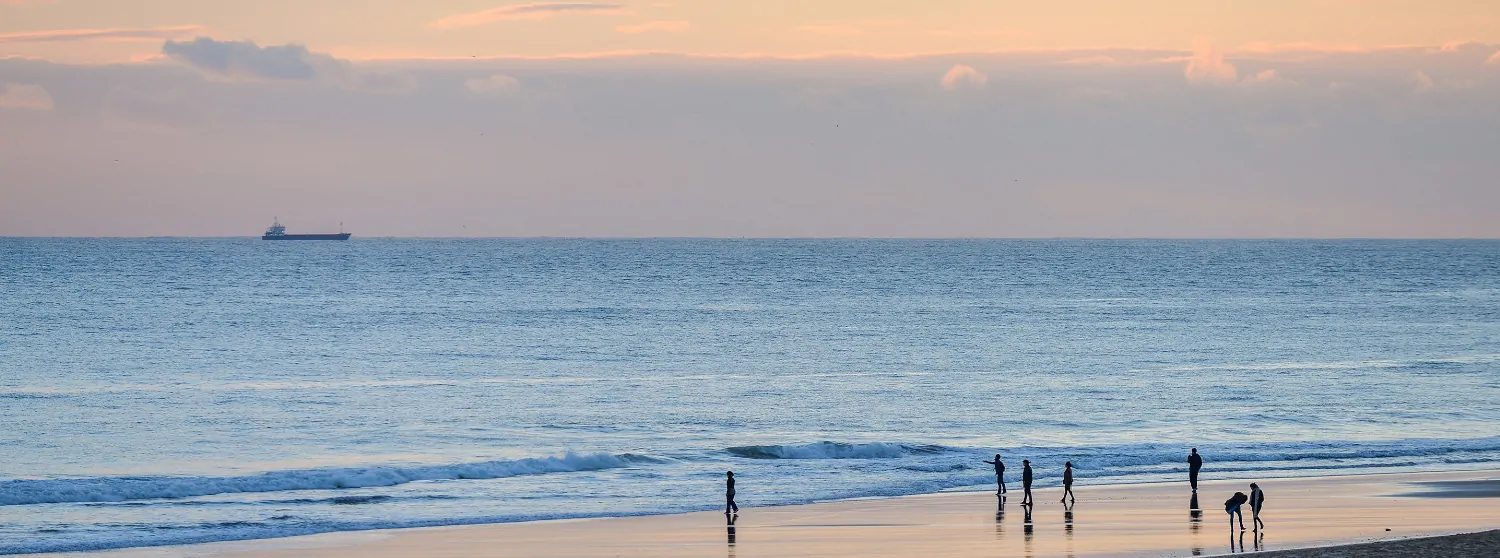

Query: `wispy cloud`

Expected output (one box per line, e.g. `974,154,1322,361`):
430,2,629,29
616,20,689,34
795,24,862,36
1488,49,1500,64
466,74,521,95
162,37,414,93
0,83,53,110
1184,39,1237,85
940,64,986,90
0,25,202,43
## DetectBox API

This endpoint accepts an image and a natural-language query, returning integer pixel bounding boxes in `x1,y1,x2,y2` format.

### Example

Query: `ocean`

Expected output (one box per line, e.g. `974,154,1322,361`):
1,239,1497,554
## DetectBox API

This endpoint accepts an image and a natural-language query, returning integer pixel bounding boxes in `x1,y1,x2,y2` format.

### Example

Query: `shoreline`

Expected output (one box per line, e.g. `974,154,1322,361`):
36,468,1500,557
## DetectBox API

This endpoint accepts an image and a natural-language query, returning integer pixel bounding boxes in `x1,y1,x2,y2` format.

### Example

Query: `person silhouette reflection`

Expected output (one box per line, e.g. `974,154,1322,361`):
1023,502,1034,540
1190,492,1202,534
726,513,737,546
1064,501,1074,536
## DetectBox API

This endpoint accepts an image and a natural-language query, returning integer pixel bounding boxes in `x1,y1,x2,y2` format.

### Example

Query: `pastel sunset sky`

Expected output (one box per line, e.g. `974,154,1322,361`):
2,1,1498,236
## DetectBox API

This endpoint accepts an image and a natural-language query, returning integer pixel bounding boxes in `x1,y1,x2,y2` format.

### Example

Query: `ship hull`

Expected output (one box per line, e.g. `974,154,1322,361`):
262,233,352,240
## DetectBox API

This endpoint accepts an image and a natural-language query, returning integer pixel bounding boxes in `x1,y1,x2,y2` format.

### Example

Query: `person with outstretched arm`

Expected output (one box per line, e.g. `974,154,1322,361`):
1060,461,1076,504
1249,483,1265,531
1020,460,1034,505
1225,491,1248,531
982,454,1006,494
1188,448,1203,491
725,471,739,514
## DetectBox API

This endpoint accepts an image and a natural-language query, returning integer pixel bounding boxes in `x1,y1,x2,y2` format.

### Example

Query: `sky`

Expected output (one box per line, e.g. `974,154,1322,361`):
2,1,1499,237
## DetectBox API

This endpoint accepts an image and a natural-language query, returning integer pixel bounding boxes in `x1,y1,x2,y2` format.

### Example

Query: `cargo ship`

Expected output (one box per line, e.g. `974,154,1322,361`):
261,218,351,240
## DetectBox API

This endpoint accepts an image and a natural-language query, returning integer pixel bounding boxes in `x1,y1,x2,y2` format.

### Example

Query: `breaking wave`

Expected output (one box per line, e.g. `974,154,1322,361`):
727,442,948,459
0,452,654,506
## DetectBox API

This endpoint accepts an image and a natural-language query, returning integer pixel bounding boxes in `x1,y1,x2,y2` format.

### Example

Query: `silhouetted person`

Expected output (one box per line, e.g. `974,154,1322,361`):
1249,483,1265,531
983,454,1006,494
1020,460,1034,504
1225,491,1248,531
725,471,739,514
1060,461,1076,504
1188,448,1203,491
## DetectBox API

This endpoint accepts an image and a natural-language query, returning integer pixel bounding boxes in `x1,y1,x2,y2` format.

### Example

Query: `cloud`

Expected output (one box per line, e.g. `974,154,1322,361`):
1489,50,1500,64
796,25,863,36
940,64,986,90
430,2,629,29
162,37,414,93
616,20,690,34
0,25,202,43
1185,39,1237,85
0,83,52,110
1414,70,1435,90
466,74,521,95
1243,69,1291,86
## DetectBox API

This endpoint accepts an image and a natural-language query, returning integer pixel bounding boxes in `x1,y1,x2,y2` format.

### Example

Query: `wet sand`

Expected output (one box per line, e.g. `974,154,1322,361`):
40,469,1500,558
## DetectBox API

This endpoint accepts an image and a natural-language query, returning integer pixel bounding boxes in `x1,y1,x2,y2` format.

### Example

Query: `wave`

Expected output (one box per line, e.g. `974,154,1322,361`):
727,442,947,459
0,452,651,506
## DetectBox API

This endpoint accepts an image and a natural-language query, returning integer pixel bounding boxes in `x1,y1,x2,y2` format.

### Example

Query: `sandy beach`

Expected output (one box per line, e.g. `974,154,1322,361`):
40,469,1500,558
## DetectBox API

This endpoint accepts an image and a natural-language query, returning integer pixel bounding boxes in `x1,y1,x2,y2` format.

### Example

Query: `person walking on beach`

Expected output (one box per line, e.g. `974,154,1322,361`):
725,471,739,514
1224,491,1248,531
1188,448,1203,491
1060,461,1076,504
983,454,1006,494
1020,460,1034,504
1249,483,1265,531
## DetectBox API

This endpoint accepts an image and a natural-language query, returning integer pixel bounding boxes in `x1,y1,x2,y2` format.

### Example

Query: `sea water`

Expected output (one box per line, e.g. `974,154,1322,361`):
1,239,1497,554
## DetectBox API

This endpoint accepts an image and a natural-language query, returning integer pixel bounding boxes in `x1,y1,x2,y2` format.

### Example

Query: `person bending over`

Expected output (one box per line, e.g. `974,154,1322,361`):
1224,491,1248,531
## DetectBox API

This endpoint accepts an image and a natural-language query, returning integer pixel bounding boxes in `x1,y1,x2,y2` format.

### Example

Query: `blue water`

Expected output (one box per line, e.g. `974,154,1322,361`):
1,239,1498,554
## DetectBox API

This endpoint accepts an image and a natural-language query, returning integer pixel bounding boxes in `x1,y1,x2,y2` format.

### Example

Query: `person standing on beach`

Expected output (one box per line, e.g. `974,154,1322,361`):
1188,448,1203,491
1225,491,1248,531
725,471,739,514
1249,483,1265,531
1060,461,1076,504
1020,460,1034,504
983,454,1006,494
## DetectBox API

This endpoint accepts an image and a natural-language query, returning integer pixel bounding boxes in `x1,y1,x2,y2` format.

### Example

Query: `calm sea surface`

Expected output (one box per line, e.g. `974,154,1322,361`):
1,239,1498,554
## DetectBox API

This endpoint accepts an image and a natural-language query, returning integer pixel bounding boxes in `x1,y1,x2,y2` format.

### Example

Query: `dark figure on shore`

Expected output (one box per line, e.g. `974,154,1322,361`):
725,471,739,514
1249,483,1265,531
1225,491,1248,531
1020,460,1034,504
983,454,1006,494
1060,461,1076,504
1188,448,1203,491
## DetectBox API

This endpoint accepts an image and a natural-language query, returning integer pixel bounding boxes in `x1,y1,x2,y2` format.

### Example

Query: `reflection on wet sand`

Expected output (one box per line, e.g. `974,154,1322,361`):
1023,502,1034,555
1190,492,1203,555
995,495,1006,540
726,513,736,547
